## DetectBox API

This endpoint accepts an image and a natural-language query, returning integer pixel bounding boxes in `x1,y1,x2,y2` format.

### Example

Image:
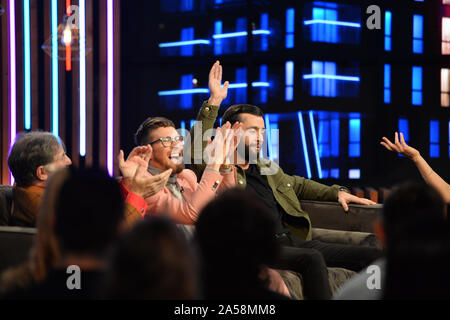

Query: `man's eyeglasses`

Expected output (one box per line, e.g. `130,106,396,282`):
149,136,184,147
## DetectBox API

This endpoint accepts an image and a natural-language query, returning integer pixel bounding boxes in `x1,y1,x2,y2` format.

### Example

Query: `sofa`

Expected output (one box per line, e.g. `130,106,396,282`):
0,185,383,299
279,200,383,299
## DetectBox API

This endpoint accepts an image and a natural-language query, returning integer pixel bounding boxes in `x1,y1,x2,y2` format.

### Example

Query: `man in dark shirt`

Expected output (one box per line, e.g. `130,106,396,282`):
189,61,383,299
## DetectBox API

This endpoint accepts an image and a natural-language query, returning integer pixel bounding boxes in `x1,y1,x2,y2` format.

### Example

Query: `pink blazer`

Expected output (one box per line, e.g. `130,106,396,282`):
145,167,237,224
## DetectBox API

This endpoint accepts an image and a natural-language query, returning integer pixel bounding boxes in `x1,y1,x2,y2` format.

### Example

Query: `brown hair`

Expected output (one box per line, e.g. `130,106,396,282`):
134,117,175,146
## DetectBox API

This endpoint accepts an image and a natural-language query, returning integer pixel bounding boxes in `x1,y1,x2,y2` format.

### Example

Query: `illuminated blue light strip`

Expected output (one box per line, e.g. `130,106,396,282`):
159,39,211,48
158,82,270,96
228,83,247,89
385,11,392,51
23,0,31,130
80,0,86,156
286,8,295,48
303,74,360,82
297,112,312,179
398,118,409,142
51,0,58,136
212,29,271,39
158,88,209,96
252,81,270,87
304,19,361,28
264,114,273,161
309,111,322,179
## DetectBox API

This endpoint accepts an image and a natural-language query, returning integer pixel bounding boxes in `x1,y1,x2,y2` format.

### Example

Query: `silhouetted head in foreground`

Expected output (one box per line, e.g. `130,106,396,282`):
103,217,199,299
195,188,279,299
381,181,450,300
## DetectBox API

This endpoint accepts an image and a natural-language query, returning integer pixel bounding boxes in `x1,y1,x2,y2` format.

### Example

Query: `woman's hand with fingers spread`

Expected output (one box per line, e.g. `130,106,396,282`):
380,132,420,161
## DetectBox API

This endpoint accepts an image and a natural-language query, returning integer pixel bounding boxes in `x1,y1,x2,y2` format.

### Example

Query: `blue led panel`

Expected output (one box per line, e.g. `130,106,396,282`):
384,64,391,103
413,15,424,54
398,118,410,142
412,66,423,105
286,8,295,48
385,11,392,51
430,120,440,158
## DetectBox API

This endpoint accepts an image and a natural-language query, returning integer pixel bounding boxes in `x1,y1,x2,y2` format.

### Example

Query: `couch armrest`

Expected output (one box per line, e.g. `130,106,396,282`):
300,200,382,233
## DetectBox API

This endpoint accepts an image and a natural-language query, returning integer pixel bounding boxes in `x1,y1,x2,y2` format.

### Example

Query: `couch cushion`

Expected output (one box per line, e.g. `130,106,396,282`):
312,228,381,248
0,226,36,274
300,200,382,233
0,186,13,226
278,267,356,300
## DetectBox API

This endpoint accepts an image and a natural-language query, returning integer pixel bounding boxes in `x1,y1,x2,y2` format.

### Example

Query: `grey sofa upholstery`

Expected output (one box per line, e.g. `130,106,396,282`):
0,226,36,274
278,200,383,299
0,186,13,226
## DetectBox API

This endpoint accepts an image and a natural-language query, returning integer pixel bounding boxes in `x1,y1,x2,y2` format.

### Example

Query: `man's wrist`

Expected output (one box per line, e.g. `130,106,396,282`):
207,96,223,106
338,186,351,194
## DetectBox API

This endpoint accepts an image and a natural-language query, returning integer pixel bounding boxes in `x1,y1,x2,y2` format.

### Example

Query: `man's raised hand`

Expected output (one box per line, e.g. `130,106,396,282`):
208,60,229,106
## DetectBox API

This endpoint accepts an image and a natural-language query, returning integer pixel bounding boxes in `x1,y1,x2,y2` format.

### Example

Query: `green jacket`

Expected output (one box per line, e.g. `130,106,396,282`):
187,101,343,240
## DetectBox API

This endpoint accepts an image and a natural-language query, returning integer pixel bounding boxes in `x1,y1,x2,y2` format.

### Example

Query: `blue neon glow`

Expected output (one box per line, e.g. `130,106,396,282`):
158,88,209,96
264,114,273,161
298,112,312,179
413,15,424,54
412,66,423,105
159,40,211,48
51,0,58,136
260,13,269,51
304,19,361,28
180,120,186,136
23,0,31,130
259,65,268,103
285,61,294,101
348,169,360,179
180,27,194,56
398,118,410,142
252,81,270,87
330,168,339,179
80,0,86,156
384,64,391,104
214,21,222,55
286,8,295,48
430,120,440,158
180,74,193,109
158,82,270,96
430,120,439,143
212,29,271,39
309,111,322,179
331,118,339,156
349,117,360,157
303,74,360,82
385,11,392,51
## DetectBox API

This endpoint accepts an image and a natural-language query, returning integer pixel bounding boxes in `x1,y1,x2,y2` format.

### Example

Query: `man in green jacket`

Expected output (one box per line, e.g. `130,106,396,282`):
187,61,382,299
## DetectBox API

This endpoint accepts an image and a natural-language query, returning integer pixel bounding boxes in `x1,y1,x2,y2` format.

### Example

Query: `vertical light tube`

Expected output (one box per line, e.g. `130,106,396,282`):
51,0,58,136
23,0,31,130
9,0,17,185
309,111,322,179
264,114,273,161
79,0,86,156
107,0,114,176
297,112,312,179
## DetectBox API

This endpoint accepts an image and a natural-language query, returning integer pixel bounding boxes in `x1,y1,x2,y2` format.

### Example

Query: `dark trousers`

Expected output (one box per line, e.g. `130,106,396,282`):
272,234,383,300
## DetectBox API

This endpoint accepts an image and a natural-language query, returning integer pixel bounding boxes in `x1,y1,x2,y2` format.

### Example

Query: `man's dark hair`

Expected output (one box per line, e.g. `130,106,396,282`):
54,168,124,257
8,131,63,187
382,181,445,244
195,188,279,299
382,182,450,299
221,104,264,126
103,217,199,299
134,117,175,146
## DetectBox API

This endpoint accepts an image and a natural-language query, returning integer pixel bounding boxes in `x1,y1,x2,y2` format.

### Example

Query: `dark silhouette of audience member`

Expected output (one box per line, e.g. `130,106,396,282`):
102,217,199,299
195,188,290,300
5,168,125,299
382,182,450,299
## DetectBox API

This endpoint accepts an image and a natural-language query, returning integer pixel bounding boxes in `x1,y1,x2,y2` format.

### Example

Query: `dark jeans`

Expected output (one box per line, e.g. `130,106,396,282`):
272,234,383,300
